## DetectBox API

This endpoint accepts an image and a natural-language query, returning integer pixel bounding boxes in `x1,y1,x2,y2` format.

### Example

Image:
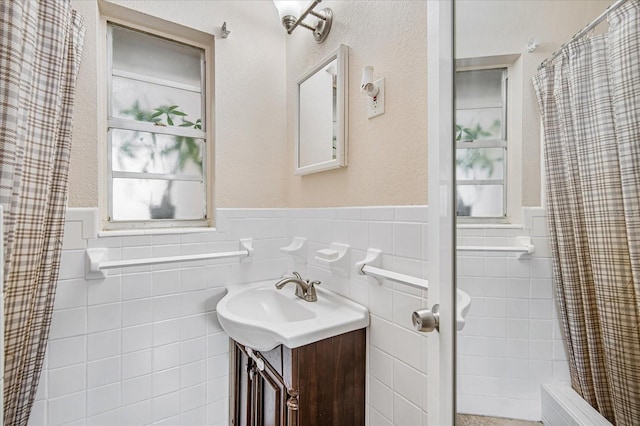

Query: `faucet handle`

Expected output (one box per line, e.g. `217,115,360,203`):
292,271,303,279
304,280,319,302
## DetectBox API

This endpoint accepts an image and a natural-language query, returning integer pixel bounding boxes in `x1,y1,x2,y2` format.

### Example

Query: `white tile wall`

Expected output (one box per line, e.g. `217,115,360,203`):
31,206,567,425
456,208,570,421
272,207,431,425
31,208,288,426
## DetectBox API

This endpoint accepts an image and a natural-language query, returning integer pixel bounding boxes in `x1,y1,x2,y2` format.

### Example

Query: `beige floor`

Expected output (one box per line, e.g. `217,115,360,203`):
456,414,542,425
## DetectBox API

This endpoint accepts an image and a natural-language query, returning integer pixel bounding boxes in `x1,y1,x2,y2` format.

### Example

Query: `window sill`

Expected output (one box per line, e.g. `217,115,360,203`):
97,226,218,237
457,223,523,230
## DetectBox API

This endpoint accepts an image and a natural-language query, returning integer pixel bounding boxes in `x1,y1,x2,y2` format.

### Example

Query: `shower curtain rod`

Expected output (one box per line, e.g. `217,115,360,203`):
538,0,628,69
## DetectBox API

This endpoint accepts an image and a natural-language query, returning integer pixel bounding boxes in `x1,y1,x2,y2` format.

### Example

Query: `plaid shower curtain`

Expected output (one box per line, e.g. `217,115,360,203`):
0,1,84,424
533,1,640,425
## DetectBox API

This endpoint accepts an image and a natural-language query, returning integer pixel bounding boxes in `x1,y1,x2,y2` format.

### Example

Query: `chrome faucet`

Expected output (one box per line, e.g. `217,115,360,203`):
275,272,320,302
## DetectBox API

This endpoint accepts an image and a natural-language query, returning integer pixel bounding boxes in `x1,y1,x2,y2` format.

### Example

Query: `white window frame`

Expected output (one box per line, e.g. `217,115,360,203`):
456,67,508,221
98,3,214,231
455,62,520,225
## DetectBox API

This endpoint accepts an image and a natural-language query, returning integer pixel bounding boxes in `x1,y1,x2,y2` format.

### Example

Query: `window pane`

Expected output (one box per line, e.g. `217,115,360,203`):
457,185,504,217
112,76,202,127
112,25,202,89
112,179,204,221
108,24,209,227
456,107,502,140
455,68,504,141
455,69,503,107
111,129,203,176
456,147,504,180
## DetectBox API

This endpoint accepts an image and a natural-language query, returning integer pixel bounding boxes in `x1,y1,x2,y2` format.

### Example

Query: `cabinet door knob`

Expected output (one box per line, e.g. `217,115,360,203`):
286,389,299,410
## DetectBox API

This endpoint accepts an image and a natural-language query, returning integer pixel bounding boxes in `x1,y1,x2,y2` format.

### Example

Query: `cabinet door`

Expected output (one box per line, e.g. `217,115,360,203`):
232,342,253,426
254,362,288,426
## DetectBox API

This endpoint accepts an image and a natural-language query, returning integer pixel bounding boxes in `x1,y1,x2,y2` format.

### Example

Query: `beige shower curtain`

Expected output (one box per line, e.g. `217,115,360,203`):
533,1,640,425
0,1,84,424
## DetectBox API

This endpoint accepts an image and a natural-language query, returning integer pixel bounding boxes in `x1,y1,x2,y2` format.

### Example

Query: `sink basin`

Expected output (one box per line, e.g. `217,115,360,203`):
216,280,369,351
456,288,471,331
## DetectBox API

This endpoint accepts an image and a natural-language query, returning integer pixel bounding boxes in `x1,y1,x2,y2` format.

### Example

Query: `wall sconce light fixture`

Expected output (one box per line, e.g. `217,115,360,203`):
273,0,333,43
361,65,385,119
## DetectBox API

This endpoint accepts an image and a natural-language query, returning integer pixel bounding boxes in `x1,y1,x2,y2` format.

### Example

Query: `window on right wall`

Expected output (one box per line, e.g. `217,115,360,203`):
455,68,508,220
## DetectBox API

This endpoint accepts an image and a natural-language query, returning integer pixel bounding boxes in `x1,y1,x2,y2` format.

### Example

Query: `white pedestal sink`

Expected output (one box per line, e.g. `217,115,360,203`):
216,280,370,351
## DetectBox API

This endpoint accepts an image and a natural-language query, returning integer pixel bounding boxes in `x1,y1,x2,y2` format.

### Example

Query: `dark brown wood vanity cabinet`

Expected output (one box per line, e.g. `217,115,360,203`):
231,328,366,426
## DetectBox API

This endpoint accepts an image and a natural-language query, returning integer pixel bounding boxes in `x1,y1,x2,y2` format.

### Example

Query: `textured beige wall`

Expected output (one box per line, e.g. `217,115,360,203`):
69,0,428,210
68,1,613,211
286,1,429,207
456,0,614,208
68,0,288,208
68,0,99,207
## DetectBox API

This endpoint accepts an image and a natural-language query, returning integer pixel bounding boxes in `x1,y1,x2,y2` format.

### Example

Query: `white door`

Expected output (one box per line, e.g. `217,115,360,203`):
426,1,456,425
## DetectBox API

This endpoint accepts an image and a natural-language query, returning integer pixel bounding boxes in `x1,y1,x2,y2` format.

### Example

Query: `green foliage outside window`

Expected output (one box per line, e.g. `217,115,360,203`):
455,120,502,178
117,102,203,219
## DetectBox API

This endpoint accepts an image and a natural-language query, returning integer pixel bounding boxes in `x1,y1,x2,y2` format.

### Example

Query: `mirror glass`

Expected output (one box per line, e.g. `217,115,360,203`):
454,0,615,424
296,44,348,175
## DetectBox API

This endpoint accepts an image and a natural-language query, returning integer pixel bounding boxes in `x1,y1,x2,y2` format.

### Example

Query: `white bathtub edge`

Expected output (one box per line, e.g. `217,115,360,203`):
541,384,612,426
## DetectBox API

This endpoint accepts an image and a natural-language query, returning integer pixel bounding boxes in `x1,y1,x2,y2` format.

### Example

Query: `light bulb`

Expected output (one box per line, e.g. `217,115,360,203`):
361,66,378,97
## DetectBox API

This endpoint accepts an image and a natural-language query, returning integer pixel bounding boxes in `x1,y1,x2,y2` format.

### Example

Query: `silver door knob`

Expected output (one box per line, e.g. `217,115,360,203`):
412,304,440,332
